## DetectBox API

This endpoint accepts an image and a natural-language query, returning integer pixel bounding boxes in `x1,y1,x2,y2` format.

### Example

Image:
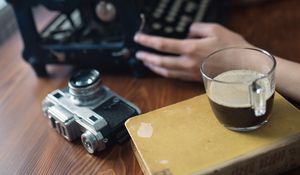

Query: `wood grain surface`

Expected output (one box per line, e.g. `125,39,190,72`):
0,0,300,174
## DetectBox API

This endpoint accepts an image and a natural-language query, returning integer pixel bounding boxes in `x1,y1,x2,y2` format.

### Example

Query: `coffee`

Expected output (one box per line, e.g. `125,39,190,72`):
208,70,274,130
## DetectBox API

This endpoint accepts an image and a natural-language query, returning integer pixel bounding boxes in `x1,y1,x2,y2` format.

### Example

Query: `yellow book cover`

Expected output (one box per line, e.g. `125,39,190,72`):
125,93,300,175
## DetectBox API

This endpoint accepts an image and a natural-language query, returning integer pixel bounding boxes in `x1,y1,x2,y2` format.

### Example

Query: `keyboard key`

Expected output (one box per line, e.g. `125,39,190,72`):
164,26,174,33
152,23,162,30
185,1,197,13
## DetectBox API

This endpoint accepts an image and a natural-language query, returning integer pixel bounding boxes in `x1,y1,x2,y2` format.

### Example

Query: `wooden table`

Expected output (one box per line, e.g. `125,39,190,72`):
0,0,300,174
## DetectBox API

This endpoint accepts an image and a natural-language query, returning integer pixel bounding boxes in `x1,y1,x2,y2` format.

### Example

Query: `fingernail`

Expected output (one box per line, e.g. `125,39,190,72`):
134,34,141,41
135,52,144,59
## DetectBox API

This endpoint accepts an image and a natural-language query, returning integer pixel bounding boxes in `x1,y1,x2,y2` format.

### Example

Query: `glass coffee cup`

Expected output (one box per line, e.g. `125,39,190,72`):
200,47,276,132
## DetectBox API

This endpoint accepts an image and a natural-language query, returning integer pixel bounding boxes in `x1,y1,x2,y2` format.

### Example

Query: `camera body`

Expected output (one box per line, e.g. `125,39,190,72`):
42,69,141,153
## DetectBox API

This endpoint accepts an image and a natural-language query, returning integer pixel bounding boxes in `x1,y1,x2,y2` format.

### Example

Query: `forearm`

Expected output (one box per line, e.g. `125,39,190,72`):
275,57,300,102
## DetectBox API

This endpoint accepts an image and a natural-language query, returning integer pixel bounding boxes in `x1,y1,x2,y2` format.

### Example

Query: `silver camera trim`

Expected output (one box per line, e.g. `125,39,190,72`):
42,84,141,154
45,89,109,131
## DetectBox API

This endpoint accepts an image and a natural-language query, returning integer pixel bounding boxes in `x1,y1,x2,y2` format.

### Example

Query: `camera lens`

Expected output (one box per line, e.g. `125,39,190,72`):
69,69,100,88
68,69,103,106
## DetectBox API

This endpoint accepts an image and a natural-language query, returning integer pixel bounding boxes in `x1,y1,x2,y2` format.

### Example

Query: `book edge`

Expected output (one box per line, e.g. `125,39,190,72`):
192,133,300,175
130,133,300,175
131,140,152,175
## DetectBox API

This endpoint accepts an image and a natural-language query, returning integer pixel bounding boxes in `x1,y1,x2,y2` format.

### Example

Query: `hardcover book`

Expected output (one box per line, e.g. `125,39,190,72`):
125,93,300,175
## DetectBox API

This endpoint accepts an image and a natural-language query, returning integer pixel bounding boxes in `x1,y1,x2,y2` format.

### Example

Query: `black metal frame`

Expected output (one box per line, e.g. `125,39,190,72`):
6,0,145,77
6,0,227,77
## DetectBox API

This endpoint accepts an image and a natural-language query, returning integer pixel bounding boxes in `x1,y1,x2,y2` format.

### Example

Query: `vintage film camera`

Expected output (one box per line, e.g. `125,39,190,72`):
6,0,226,77
42,69,141,153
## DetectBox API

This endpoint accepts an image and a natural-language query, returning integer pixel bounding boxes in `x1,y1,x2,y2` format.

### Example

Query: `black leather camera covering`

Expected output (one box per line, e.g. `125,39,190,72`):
93,97,138,128
93,96,139,145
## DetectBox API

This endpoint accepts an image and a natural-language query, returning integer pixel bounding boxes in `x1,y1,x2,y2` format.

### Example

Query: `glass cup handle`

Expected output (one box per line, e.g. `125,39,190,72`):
250,80,266,117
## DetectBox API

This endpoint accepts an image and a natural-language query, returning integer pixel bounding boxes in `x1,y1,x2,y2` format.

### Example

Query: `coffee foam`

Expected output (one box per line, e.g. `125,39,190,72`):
209,70,273,108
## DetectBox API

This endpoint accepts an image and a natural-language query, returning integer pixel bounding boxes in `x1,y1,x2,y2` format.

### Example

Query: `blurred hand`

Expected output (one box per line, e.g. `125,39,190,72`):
134,22,252,81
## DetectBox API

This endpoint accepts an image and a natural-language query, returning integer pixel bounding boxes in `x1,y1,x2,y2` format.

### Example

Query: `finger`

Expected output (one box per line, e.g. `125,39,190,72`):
134,33,191,55
144,63,201,82
136,51,187,70
188,22,222,38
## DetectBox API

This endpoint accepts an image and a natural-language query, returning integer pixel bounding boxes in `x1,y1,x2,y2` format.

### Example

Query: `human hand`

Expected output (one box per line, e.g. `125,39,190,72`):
134,22,252,81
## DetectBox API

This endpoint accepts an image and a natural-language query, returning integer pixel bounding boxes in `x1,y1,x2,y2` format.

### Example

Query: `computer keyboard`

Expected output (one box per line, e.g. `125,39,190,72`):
141,0,212,39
